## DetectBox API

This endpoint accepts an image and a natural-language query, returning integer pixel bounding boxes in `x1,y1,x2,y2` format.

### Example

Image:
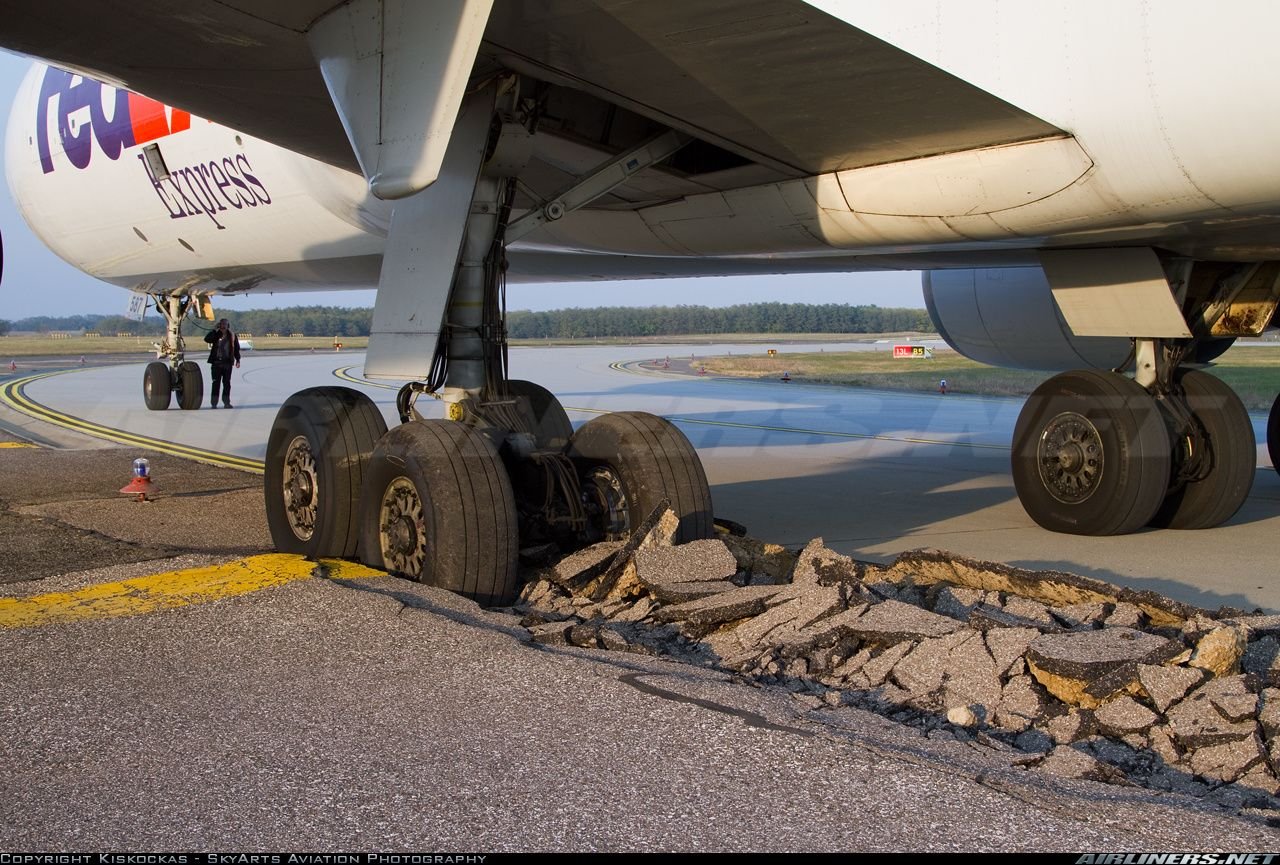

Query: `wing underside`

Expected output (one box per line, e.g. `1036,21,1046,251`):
0,0,1061,210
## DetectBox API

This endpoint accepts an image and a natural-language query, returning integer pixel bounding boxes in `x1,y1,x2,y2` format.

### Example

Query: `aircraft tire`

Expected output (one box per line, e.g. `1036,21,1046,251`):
567,411,714,544
265,387,388,558
1012,370,1170,536
1149,370,1254,529
176,361,203,411
1269,392,1280,480
143,361,172,411
358,420,519,606
506,379,573,448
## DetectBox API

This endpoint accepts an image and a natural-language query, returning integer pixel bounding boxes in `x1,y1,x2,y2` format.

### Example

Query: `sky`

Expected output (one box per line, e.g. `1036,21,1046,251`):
0,50,924,322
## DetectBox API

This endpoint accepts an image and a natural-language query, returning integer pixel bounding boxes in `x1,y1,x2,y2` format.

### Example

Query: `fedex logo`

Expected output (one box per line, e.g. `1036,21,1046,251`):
36,65,191,173
33,65,273,230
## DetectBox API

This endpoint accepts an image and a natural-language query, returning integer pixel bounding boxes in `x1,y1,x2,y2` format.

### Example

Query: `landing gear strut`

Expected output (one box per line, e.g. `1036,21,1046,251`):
141,294,203,411
264,79,713,604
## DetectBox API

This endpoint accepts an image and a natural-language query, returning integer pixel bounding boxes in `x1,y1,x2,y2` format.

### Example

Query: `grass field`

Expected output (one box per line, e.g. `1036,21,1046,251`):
701,345,1280,411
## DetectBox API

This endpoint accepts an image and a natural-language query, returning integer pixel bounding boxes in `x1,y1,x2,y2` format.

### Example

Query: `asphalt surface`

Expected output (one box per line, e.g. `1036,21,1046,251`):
3,347,1280,850
3,541,1277,851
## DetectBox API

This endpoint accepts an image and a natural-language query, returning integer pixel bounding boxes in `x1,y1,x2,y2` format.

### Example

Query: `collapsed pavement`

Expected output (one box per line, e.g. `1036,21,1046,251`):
509,504,1280,815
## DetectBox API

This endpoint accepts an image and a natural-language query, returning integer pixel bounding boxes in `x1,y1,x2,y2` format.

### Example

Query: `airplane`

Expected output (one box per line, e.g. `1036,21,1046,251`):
3,1,1279,607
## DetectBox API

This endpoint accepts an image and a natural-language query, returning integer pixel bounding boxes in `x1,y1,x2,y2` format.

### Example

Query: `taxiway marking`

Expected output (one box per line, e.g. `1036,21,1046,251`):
0,369,264,472
0,554,386,629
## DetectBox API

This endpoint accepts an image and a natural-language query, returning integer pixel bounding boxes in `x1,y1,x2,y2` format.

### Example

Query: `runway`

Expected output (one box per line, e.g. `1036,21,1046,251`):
8,343,1280,612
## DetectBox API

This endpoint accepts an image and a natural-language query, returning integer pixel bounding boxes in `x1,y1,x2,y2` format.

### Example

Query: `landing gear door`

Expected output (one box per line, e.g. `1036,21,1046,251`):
363,93,494,381
308,0,494,201
1039,248,1191,338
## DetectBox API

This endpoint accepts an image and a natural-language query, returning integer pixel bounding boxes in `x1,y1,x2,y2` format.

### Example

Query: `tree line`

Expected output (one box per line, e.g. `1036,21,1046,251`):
5,302,931,338
506,303,931,338
5,306,373,337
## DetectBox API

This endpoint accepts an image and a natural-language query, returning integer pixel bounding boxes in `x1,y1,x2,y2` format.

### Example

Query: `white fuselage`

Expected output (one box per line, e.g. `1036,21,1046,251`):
8,1,1280,299
4,62,391,295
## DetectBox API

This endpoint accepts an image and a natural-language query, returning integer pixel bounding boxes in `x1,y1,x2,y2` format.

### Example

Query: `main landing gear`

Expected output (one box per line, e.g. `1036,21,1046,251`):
263,82,713,604
1012,339,1255,535
141,294,204,411
264,384,714,607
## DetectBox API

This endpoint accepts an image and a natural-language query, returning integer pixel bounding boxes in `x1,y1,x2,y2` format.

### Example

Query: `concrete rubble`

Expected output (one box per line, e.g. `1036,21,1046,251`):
511,508,1280,814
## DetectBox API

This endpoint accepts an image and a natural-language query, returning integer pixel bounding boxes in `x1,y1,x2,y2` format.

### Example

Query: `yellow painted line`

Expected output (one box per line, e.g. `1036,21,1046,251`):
334,365,390,388
0,554,386,629
0,441,38,448
0,369,264,473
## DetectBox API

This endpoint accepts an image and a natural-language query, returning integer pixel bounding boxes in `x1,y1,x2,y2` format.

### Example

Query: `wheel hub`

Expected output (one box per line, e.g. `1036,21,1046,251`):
379,477,427,576
282,435,318,540
1038,412,1104,504
581,466,629,541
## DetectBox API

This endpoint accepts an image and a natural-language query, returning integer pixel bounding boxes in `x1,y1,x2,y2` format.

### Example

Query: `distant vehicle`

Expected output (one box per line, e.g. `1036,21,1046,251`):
240,340,254,352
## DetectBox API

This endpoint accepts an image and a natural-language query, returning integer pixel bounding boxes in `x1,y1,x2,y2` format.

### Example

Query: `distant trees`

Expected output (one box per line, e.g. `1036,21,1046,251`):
505,303,932,338
8,306,373,337
8,302,930,339
0,319,9,336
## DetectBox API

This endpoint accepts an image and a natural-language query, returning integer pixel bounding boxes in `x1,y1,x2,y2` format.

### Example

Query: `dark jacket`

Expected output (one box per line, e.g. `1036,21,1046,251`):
204,328,242,364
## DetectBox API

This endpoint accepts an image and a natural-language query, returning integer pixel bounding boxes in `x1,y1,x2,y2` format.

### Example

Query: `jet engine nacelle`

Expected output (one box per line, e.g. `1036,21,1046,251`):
923,267,1134,371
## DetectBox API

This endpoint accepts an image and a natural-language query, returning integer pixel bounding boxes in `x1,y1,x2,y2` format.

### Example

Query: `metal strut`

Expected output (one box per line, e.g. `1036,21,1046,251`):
433,100,692,426
412,100,692,536
153,294,195,371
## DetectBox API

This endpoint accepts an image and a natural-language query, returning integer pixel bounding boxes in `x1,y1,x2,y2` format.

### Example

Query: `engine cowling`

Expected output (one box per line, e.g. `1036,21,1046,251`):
923,267,1134,371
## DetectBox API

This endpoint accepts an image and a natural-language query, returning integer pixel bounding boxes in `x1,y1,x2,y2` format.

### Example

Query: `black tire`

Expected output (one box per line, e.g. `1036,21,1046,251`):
176,361,203,411
143,361,172,411
1269,392,1280,481
265,387,388,558
506,379,573,448
358,420,519,606
1012,370,1170,536
567,411,714,544
1149,370,1255,529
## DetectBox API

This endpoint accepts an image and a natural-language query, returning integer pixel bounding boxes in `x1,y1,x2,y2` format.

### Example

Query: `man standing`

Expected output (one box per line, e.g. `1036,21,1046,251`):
204,318,241,408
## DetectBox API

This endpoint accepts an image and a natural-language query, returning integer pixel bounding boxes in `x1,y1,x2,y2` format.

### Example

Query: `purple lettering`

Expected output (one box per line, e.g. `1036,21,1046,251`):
165,172,201,217
90,86,135,160
136,153,184,219
37,67,136,173
235,154,271,204
57,74,96,170
185,166,227,229
196,164,228,212
207,160,242,209
176,168,225,229
35,67,70,173
222,158,255,207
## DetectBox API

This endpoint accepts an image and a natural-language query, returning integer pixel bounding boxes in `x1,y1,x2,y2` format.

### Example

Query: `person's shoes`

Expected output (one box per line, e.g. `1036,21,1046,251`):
224,403,233,409
209,404,218,409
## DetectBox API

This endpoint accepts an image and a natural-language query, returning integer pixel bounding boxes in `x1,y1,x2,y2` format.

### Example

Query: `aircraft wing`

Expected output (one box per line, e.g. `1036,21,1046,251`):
0,1,1062,186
